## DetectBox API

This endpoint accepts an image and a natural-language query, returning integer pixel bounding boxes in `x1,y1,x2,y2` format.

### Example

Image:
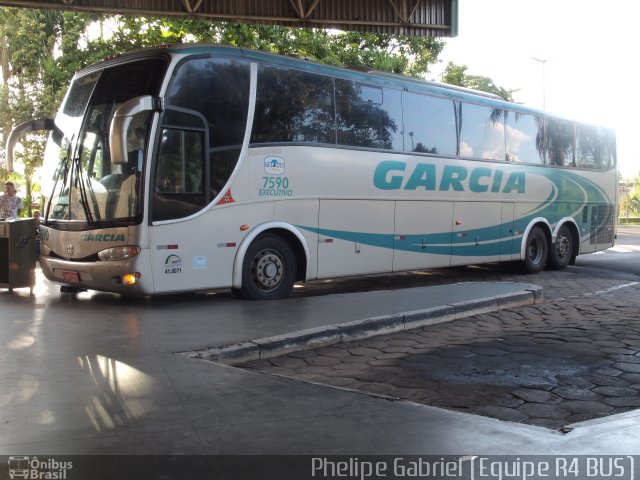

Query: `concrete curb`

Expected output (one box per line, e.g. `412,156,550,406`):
188,284,543,365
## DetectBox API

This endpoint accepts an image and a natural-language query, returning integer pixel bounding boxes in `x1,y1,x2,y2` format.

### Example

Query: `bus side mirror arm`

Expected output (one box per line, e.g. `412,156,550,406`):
109,96,163,165
5,118,56,172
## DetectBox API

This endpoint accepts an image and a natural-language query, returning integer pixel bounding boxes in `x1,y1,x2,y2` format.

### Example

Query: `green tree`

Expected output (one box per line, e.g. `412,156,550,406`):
0,8,98,214
89,17,444,77
620,193,640,219
631,195,640,217
441,61,514,102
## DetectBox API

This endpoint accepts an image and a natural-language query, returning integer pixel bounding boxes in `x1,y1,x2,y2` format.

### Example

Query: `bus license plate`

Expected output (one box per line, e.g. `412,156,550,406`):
62,271,80,283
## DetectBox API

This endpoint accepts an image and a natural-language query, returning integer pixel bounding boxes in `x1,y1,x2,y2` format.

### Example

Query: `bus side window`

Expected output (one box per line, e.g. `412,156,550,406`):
459,103,505,161
165,57,251,206
251,65,335,145
152,109,207,221
157,129,204,194
576,125,615,170
576,124,599,169
402,92,456,156
505,112,545,164
336,80,403,151
547,119,575,167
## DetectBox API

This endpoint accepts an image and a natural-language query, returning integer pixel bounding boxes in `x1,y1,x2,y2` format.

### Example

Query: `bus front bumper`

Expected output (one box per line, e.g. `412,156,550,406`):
39,251,154,296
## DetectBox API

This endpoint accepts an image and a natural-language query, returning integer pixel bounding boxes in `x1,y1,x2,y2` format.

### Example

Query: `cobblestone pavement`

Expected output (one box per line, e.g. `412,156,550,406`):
241,267,640,430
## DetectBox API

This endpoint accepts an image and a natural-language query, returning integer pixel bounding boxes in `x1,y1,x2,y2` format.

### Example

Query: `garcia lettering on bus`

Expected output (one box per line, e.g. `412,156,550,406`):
373,160,526,194
81,233,126,242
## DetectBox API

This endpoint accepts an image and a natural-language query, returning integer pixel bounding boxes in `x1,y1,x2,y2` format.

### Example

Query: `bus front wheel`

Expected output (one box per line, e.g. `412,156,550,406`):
236,233,297,300
548,224,574,270
521,226,547,274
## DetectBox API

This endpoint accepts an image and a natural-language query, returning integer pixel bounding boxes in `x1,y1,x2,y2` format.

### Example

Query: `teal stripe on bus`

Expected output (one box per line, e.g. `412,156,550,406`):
295,169,613,258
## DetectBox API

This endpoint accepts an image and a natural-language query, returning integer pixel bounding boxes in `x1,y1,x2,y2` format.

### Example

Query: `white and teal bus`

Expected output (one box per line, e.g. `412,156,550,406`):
6,44,617,299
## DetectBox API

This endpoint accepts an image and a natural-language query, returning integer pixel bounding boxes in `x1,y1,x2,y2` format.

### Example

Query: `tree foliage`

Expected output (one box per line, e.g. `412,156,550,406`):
441,61,514,102
0,8,101,211
620,174,640,219
92,16,444,77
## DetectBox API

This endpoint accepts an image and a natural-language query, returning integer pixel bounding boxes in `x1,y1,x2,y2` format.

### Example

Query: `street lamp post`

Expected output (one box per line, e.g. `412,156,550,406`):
532,57,548,109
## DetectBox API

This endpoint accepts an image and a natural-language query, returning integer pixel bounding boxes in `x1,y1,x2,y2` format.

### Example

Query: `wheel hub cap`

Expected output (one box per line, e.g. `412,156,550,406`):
557,235,570,257
252,250,283,291
529,238,542,263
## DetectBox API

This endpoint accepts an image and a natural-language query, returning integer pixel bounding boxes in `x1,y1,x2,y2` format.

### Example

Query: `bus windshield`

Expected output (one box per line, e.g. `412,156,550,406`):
43,57,166,225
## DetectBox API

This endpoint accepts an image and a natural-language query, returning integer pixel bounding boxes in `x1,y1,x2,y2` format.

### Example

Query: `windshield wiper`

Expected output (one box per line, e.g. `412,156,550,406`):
45,138,73,222
81,167,103,223
73,155,95,225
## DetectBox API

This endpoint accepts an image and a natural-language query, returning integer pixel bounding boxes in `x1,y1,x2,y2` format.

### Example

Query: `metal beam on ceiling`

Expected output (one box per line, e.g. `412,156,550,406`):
0,0,457,37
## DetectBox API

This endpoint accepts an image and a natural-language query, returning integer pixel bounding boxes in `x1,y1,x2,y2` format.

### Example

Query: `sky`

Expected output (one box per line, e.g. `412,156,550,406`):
430,0,640,178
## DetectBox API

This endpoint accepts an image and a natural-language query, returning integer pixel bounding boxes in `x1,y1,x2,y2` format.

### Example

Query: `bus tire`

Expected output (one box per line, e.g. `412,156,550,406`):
521,226,547,274
548,224,574,270
230,287,246,300
238,233,297,300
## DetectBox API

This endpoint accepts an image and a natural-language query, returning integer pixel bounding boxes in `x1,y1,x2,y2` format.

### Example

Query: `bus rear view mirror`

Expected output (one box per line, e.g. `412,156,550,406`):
109,96,163,165
5,118,57,172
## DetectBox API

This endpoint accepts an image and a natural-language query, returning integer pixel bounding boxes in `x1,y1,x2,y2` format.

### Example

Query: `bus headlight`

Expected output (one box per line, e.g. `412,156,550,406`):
98,246,141,261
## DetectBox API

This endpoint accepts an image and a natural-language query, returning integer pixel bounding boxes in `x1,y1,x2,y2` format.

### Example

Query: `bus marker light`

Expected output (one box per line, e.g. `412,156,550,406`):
240,224,250,231
122,273,141,286
156,244,179,250
455,220,463,225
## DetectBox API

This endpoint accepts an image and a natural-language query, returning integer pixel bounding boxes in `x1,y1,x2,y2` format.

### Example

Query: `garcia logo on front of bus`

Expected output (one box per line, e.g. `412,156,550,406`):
373,160,526,194
81,233,126,242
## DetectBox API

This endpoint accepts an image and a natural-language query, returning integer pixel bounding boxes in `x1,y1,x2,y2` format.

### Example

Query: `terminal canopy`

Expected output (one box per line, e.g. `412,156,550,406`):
0,0,458,37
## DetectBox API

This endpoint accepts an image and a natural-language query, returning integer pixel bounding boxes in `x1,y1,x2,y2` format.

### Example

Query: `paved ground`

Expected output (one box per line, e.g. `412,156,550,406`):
241,226,640,430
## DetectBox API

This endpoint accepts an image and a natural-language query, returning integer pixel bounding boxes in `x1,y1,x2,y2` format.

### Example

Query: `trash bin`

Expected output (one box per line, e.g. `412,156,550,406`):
0,218,36,293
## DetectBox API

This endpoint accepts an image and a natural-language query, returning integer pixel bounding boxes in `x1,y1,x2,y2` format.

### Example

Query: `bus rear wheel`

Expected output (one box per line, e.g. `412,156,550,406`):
236,233,297,300
548,224,574,270
521,226,547,274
